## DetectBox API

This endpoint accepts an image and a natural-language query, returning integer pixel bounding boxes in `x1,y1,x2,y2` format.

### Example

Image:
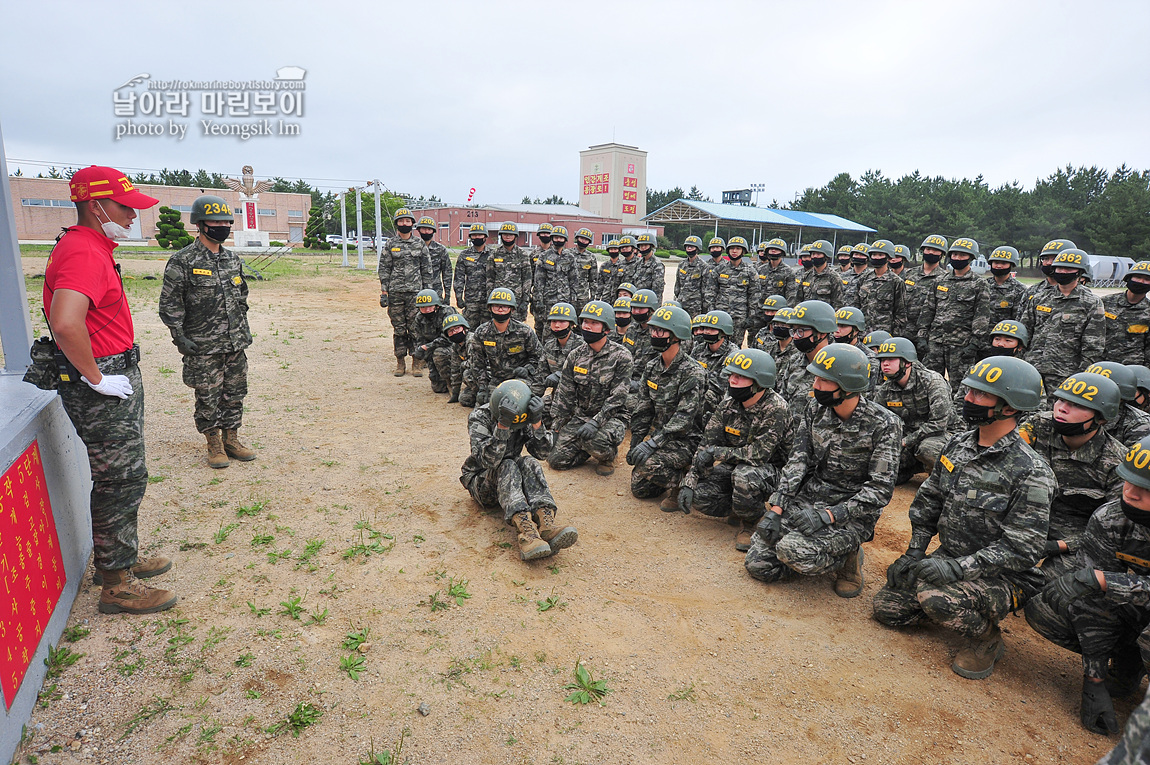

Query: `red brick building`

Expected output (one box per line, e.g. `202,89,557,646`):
411,203,663,248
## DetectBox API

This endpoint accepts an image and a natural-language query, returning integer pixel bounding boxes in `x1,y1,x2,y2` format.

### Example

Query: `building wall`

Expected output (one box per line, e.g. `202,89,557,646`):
411,205,662,248
9,177,311,245
578,143,647,225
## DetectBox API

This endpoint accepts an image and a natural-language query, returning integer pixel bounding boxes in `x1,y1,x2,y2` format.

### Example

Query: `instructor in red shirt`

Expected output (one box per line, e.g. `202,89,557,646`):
43,165,177,615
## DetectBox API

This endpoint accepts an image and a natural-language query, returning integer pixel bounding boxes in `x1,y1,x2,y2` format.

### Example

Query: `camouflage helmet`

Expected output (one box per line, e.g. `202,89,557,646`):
617,281,638,296
538,222,554,236
630,289,659,310
415,288,442,308
574,227,593,242
948,237,980,257
1129,365,1150,397
547,302,577,323
579,300,615,332
862,330,892,349
724,348,777,389
789,300,838,333
190,195,234,223
646,304,693,341
486,287,518,308
612,296,632,312
806,344,872,393
834,306,867,331
498,221,519,236
808,240,834,258
635,232,656,249
1084,362,1139,402
708,236,726,250
892,244,912,263
442,312,470,333
1053,372,1121,421
392,207,415,223
468,222,488,236
550,225,569,240
489,379,533,430
988,245,1020,267
1117,436,1150,490
763,294,788,310
990,320,1029,348
727,236,749,252
920,234,948,253
1051,248,1089,272
1040,238,1077,260
683,235,704,250
1123,260,1150,283
606,238,621,250
961,356,1043,412
868,240,895,258
765,238,788,255
873,336,918,363
618,235,635,248
416,216,436,230
852,242,871,255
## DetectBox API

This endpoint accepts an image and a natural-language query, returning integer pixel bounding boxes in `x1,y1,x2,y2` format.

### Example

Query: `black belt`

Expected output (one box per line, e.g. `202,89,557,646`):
94,344,141,373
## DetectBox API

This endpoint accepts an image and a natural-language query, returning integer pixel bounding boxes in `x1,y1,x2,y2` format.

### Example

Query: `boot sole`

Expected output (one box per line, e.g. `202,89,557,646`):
208,461,230,469
93,560,173,585
594,465,615,476
98,594,179,615
519,543,553,561
951,641,1006,680
543,527,578,551
224,451,257,461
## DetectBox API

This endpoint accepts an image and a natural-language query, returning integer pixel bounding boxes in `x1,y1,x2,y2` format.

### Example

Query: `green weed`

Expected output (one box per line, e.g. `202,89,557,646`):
564,661,611,706
342,627,370,651
214,522,240,544
268,702,323,738
340,653,366,681
279,595,304,619
44,645,83,679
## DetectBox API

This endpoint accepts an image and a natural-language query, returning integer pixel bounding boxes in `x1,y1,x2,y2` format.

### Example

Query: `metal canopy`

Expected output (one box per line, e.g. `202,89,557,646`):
643,199,875,233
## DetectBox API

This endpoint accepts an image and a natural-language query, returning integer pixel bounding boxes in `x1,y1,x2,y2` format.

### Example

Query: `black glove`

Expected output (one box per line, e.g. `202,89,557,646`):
627,438,658,467
791,506,833,536
912,557,965,587
511,366,531,381
380,293,389,308
692,447,716,473
476,389,491,406
1044,539,1064,556
1049,568,1103,614
575,421,598,441
677,487,694,514
497,397,520,426
629,379,640,393
1081,680,1119,735
171,333,198,355
754,512,783,546
886,549,927,589
544,372,561,389
526,395,545,425
412,346,428,361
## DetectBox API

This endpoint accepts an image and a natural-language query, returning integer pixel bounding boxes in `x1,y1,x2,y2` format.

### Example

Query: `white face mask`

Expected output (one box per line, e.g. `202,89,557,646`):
95,202,132,240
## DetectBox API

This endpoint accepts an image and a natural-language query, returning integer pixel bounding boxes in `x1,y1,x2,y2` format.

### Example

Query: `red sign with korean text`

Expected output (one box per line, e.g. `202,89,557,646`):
623,177,638,188
245,201,257,229
623,190,637,201
622,204,637,215
582,173,610,195
0,441,65,710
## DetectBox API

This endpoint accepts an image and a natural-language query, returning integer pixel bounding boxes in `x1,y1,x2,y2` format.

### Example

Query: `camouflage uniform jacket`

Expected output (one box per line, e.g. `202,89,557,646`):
572,249,599,306
550,339,634,431
461,405,553,484
1078,500,1150,608
840,269,869,309
425,329,469,385
541,332,587,378
902,264,946,339
413,305,457,345
875,362,959,450
675,256,709,316
378,234,431,294
427,240,452,300
454,245,491,306
706,259,760,327
1106,405,1150,448
467,318,544,394
633,255,666,298
769,397,901,536
907,429,1053,591
794,267,843,307
485,244,534,307
757,260,798,304
1019,411,1124,551
751,327,779,355
159,239,251,354
631,350,706,443
857,269,907,336
596,257,626,302
533,246,578,308
1021,284,1107,377
1102,291,1150,366
776,348,821,416
621,321,656,380
985,275,1028,327
916,269,992,348
621,255,642,284
683,389,794,491
693,338,739,413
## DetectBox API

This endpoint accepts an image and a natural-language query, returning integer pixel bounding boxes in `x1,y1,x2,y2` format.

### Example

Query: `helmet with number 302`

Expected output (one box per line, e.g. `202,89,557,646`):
1118,436,1150,489
805,343,871,392
961,356,1043,412
724,348,777,389
579,300,616,331
1053,372,1121,421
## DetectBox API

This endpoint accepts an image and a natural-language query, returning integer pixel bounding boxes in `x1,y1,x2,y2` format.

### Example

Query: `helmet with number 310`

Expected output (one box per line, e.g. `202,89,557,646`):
1118,436,1150,489
961,356,1043,412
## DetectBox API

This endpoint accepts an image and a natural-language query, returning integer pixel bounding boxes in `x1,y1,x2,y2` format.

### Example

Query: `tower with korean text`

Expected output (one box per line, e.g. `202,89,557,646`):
578,143,647,226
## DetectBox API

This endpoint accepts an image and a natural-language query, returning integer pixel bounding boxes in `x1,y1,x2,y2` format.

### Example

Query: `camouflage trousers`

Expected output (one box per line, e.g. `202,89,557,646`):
681,297,706,325
462,455,556,523
387,291,420,356
548,417,627,470
182,350,248,433
1024,587,1150,680
897,434,948,483
58,363,147,572
1039,550,1079,582
631,436,698,498
744,523,865,582
692,462,778,523
872,572,1025,638
431,346,456,394
925,342,974,388
463,301,488,334
1099,693,1150,765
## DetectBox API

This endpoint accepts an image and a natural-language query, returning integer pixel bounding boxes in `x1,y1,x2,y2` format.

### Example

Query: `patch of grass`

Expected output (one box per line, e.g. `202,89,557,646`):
202,625,232,653
445,576,471,605
358,729,408,765
563,661,611,706
251,533,275,547
342,520,394,560
37,683,61,709
214,522,240,544
305,607,328,625
667,682,697,703
44,645,83,679
296,538,325,571
247,601,271,617
268,702,323,738
113,648,145,677
425,591,450,612
121,697,175,739
179,540,208,551
267,548,293,564
148,474,167,484
158,365,175,375
245,689,261,699
235,653,254,668
279,595,304,620
62,624,90,642
236,500,268,517
198,720,223,745
340,653,365,681
536,591,566,613
342,627,370,651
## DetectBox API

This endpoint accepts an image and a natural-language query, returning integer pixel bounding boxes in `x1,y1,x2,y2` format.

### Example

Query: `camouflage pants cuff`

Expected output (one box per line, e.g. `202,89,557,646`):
90,476,146,571
550,418,626,470
495,456,555,524
630,438,695,494
743,532,793,583
872,584,929,628
915,576,1020,638
775,526,861,577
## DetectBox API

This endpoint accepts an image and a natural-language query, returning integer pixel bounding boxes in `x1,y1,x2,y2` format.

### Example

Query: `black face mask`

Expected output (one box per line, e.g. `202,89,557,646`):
837,257,851,267
685,248,698,259
397,224,413,234
447,330,467,345
1052,271,1080,285
502,237,518,247
203,224,231,243
553,241,567,250
710,251,724,259
851,257,868,267
889,259,904,270
633,310,650,324
697,331,720,345
608,252,620,260
578,242,591,251
580,327,607,344
992,342,1024,358
990,265,1012,277
1121,498,1150,528
539,236,551,246
616,316,631,328
651,334,675,351
469,238,486,248
729,382,757,403
950,257,971,271
772,325,791,339
728,254,742,263
813,388,846,408
811,256,827,267
420,232,434,241
1040,263,1056,276
923,252,942,264
834,329,858,345
1129,281,1150,295
491,310,511,324
793,334,819,353
799,259,812,270
1052,415,1097,437
552,325,571,340
869,257,887,269
962,400,998,426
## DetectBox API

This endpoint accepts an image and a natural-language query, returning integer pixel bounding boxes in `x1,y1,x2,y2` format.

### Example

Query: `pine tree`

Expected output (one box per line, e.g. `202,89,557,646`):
156,206,193,249
304,205,329,250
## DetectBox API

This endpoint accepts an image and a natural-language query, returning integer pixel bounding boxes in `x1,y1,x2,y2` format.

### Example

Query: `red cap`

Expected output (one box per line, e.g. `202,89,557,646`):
69,165,158,209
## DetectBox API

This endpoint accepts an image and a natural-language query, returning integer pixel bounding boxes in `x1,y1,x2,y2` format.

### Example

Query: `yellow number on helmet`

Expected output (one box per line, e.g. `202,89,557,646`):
794,307,806,318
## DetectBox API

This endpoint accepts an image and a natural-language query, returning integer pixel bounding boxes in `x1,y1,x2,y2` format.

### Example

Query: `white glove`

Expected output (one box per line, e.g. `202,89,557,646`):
81,373,133,399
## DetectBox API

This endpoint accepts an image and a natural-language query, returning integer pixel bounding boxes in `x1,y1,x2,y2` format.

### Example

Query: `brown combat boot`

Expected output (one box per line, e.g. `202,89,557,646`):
952,623,1005,679
411,358,425,377
512,511,553,561
98,569,178,615
594,458,615,476
833,546,865,598
92,555,172,585
205,429,229,469
735,522,754,553
659,486,681,513
533,506,577,551
393,355,406,377
223,429,256,461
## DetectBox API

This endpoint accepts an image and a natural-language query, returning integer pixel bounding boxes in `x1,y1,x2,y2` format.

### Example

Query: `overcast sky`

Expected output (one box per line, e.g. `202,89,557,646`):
2,0,1147,208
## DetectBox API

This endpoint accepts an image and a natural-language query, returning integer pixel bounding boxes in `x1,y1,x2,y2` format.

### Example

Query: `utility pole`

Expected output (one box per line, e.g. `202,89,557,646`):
354,187,364,270
372,179,382,264
339,191,348,267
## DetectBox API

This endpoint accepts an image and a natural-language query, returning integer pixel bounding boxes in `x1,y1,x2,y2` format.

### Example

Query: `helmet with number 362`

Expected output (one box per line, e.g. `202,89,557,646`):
961,356,1043,411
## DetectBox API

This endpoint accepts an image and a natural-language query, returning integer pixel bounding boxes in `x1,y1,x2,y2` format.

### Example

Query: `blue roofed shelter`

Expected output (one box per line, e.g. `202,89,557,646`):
642,198,875,252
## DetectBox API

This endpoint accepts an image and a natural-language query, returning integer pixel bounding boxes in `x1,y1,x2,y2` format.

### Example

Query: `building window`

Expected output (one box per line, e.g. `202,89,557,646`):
459,224,470,242
601,233,612,246
288,210,304,219
439,222,449,229
21,199,76,208
171,205,193,212
258,208,276,216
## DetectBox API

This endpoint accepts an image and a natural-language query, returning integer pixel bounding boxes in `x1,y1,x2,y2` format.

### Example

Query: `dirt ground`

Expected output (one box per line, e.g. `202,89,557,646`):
12,255,1131,764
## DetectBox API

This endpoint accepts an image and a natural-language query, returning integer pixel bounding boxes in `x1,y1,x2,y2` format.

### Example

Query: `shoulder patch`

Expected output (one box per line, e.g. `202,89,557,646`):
192,268,212,275
936,285,948,292
1036,305,1052,313
724,426,741,436
647,379,658,390
905,279,915,286
1104,311,1118,320
939,455,954,472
